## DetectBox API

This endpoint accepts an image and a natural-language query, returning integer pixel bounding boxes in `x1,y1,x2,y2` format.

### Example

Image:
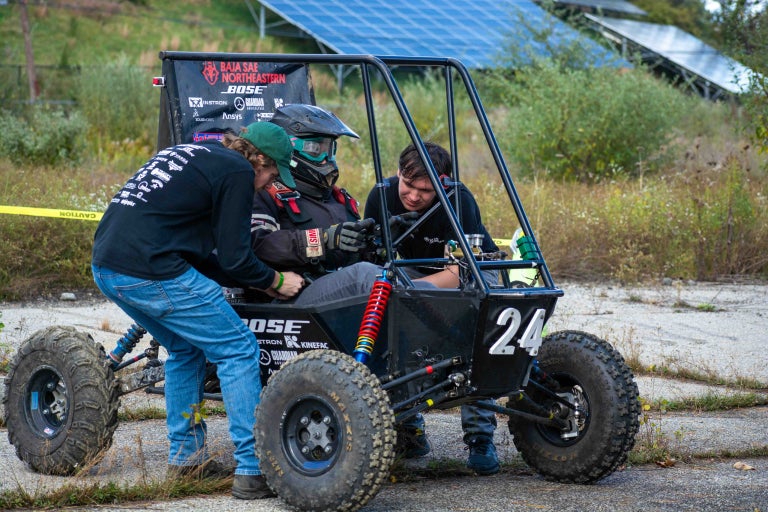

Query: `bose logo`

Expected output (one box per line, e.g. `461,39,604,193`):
244,318,310,334
222,85,267,95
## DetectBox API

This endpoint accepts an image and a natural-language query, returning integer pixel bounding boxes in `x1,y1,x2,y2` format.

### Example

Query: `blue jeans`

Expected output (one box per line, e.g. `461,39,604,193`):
402,404,496,444
92,265,263,476
461,402,498,442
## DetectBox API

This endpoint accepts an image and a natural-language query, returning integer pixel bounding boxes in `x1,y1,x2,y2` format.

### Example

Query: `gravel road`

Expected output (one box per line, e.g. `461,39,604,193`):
1,279,767,511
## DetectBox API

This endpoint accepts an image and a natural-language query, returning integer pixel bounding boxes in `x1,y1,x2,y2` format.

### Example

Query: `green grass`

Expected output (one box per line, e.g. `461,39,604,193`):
0,1,288,68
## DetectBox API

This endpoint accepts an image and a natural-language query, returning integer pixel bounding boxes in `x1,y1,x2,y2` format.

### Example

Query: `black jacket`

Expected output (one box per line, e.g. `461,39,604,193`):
251,181,360,275
93,141,275,290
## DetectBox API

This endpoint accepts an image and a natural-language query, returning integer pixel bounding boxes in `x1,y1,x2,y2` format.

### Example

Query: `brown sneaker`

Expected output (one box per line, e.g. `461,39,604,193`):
166,459,233,480
232,474,277,500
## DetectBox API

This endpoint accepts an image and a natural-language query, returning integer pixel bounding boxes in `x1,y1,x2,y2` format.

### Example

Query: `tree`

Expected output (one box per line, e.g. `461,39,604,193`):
633,0,717,41
713,1,768,154
19,0,39,102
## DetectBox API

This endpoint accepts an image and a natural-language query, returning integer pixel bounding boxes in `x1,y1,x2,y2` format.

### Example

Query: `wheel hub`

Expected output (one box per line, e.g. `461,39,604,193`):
26,366,69,437
555,385,587,440
282,397,341,475
299,414,335,457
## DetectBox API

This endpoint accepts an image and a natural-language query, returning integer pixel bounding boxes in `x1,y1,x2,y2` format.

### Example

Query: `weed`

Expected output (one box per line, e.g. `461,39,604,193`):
630,397,689,465
0,311,8,373
660,392,768,412
118,406,166,422
0,477,230,510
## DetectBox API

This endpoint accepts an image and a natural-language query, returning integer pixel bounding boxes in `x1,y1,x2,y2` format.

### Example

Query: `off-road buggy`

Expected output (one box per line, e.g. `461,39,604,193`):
3,52,639,512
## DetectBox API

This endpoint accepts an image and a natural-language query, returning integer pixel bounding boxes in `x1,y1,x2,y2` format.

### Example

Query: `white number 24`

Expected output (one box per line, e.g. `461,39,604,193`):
488,307,546,356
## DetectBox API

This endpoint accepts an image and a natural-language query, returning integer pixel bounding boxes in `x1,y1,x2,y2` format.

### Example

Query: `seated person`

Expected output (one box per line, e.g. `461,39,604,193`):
296,141,501,476
296,141,498,302
250,103,371,282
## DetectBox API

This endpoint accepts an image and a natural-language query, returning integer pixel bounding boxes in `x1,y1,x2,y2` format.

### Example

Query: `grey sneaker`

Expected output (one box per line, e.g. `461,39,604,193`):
466,436,500,475
166,459,233,480
232,474,277,500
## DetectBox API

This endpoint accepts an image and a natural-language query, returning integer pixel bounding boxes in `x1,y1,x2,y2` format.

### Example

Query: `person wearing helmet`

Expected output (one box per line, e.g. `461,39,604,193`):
250,104,374,278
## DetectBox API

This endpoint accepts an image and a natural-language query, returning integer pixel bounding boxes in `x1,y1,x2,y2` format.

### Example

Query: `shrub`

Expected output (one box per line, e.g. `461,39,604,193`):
73,54,157,162
491,64,696,181
0,106,87,166
480,149,768,283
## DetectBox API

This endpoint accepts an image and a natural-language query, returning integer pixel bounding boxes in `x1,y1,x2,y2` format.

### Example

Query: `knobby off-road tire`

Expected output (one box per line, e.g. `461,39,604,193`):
508,330,640,483
3,326,120,475
255,350,396,512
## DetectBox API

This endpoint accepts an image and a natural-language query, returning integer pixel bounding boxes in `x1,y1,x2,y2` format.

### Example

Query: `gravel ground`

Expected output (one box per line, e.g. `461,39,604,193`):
1,279,767,511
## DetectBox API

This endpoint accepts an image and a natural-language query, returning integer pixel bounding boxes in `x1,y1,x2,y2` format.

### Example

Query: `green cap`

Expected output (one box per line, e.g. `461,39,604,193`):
240,122,296,188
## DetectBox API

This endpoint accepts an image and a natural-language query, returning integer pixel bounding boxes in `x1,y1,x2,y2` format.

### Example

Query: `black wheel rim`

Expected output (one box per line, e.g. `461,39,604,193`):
25,365,69,438
281,395,341,476
535,373,590,447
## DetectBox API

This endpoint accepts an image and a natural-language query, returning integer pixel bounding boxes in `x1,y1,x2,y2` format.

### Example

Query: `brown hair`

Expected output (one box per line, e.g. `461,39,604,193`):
222,132,275,171
398,141,452,180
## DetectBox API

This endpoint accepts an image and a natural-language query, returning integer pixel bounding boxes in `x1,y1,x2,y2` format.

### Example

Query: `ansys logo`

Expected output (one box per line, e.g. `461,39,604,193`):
202,61,219,85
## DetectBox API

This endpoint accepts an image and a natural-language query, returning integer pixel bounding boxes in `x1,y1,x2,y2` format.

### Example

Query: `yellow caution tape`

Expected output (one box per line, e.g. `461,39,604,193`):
0,205,103,221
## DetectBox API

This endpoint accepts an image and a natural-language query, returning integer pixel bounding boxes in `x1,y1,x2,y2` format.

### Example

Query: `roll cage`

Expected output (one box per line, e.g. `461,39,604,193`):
156,51,562,303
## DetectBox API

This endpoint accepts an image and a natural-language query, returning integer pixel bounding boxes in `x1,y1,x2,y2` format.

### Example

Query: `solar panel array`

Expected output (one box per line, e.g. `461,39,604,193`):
260,0,625,69
587,15,754,94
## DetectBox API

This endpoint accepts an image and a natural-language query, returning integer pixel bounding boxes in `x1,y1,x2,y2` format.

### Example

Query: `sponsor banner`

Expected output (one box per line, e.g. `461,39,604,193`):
242,314,334,386
0,205,103,221
172,59,314,143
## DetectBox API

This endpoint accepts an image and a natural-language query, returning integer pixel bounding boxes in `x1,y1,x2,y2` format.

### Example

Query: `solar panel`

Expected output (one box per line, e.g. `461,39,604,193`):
586,14,755,95
551,0,647,17
259,0,627,69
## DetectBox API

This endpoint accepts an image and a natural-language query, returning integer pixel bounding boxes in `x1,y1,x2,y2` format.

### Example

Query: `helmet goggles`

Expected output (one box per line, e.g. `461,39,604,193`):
292,136,337,163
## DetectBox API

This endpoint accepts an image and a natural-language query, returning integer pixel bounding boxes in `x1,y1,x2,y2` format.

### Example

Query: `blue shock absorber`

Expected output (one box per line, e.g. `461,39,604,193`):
107,324,147,369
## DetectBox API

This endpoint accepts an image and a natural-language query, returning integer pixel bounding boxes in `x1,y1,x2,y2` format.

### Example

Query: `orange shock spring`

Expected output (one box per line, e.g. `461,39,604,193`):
354,273,393,364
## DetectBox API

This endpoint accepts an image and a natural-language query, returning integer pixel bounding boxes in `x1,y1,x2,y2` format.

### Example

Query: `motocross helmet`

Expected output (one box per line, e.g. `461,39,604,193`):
269,104,359,195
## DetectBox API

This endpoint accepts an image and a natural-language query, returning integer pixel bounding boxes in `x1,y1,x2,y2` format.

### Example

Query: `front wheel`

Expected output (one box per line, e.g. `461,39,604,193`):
508,330,640,483
3,326,120,475
255,350,395,512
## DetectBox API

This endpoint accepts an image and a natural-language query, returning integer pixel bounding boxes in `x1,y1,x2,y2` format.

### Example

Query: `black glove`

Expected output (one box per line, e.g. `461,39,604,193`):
323,219,375,253
388,211,420,240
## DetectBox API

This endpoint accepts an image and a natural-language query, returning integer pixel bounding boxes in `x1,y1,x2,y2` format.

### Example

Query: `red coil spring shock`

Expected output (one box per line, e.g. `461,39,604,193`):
354,273,392,364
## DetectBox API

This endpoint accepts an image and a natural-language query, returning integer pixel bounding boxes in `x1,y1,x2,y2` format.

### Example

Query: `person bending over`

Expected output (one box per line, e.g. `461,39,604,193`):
92,122,304,500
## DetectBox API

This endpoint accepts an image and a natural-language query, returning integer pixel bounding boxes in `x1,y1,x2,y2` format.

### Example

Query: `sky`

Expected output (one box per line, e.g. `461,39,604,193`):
703,0,766,12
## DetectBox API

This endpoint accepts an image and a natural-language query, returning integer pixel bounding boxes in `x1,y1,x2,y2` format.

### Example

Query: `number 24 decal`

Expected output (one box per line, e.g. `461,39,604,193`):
488,308,546,356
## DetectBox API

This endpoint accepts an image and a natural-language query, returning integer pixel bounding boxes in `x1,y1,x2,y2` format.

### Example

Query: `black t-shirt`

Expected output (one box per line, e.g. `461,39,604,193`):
364,176,497,262
92,141,275,290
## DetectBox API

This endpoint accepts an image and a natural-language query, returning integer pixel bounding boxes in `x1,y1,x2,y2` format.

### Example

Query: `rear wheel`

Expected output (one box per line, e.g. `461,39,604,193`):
3,326,120,475
255,350,395,512
508,330,639,483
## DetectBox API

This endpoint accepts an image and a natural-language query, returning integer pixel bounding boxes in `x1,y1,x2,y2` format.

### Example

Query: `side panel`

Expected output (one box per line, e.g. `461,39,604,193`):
389,288,482,375
471,295,558,395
